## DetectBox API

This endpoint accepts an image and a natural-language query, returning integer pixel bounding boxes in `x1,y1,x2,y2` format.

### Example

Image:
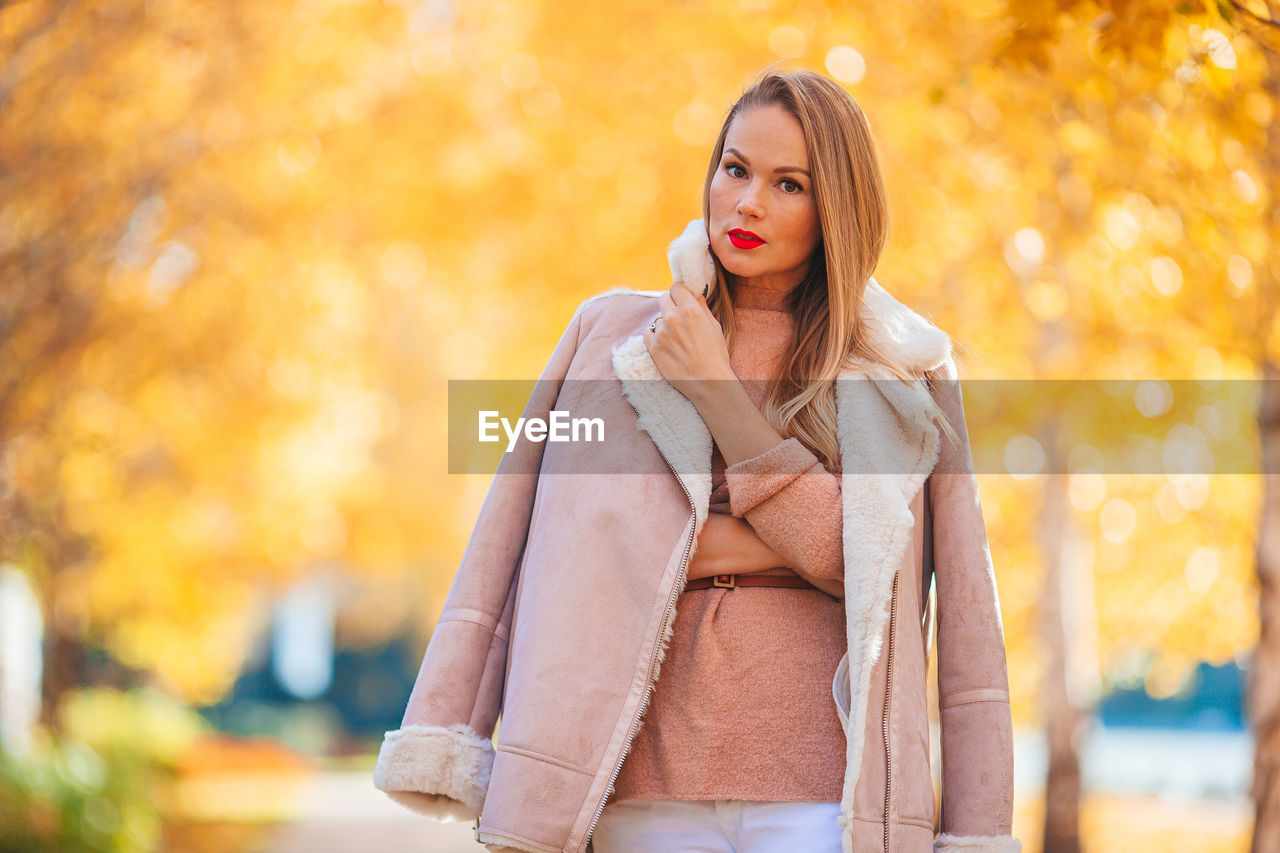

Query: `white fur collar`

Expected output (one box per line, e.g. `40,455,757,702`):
611,218,953,841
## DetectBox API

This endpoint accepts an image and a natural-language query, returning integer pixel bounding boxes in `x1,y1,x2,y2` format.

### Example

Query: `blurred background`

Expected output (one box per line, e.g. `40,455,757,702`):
1,0,1277,851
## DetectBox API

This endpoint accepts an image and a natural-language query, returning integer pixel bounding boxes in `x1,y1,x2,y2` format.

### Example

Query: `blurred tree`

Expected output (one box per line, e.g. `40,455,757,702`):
892,0,1271,848
1203,1,1280,848
962,1,1274,845
0,0,396,714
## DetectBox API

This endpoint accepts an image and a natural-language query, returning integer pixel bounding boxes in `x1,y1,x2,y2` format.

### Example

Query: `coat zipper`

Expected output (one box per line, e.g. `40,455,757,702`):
582,397,697,849
882,569,899,853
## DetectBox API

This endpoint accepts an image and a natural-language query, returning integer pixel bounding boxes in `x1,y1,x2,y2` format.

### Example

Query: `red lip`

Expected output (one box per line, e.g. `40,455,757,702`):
728,229,765,250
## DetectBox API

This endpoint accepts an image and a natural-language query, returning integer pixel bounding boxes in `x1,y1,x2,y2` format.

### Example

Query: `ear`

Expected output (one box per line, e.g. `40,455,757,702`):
667,219,715,298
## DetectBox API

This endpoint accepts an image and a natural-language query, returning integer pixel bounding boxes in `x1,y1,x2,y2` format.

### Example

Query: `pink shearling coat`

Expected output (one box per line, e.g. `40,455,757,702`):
374,224,1020,853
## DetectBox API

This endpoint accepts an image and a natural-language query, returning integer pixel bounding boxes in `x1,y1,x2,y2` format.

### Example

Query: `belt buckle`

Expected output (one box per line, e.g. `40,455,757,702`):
712,574,735,589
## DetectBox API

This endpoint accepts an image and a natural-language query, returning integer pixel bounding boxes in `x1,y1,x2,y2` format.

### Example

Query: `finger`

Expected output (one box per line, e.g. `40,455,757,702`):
672,281,705,307
672,281,708,312
672,279,709,301
658,292,676,317
669,281,694,307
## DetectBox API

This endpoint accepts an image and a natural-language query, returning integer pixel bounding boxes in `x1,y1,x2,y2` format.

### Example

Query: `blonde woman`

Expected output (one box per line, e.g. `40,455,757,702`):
374,67,1020,853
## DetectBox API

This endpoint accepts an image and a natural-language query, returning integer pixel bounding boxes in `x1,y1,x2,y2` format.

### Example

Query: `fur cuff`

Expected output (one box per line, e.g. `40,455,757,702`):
372,722,495,821
934,833,1022,853
479,831,556,853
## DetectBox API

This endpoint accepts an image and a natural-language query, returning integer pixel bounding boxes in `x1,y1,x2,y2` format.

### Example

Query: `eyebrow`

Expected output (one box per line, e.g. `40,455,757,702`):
723,147,811,178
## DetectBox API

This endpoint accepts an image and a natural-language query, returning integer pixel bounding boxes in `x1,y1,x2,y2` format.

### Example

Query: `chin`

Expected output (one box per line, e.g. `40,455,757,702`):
718,261,757,282
720,257,770,281
710,241,758,279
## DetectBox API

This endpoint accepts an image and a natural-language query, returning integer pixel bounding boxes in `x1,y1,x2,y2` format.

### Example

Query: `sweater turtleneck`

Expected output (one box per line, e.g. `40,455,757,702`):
721,283,795,387
730,281,792,312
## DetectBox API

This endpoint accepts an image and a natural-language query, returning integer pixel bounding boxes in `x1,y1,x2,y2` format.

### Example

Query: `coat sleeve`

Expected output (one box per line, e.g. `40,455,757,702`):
927,358,1022,853
373,301,587,821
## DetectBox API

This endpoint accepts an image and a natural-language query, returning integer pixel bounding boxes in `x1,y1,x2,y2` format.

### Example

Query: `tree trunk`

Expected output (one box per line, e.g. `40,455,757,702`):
38,595,82,730
1251,30,1280,853
1252,360,1280,853
1039,422,1084,853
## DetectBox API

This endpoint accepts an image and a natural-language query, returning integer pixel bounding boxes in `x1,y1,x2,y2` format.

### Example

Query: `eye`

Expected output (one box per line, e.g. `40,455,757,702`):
780,178,804,194
725,162,746,178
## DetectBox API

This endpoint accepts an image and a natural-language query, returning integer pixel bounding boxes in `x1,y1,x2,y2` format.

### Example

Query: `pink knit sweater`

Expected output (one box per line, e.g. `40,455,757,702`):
606,282,848,805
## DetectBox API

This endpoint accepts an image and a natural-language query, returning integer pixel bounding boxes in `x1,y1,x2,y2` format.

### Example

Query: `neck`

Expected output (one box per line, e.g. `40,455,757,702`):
729,274,799,298
729,279,793,312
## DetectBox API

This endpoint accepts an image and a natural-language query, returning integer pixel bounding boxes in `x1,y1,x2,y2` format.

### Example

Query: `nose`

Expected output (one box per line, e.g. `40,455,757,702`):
736,180,765,218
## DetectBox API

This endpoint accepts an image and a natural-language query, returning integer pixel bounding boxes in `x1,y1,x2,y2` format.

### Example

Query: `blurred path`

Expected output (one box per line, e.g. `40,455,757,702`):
257,763,1254,852
258,772,483,853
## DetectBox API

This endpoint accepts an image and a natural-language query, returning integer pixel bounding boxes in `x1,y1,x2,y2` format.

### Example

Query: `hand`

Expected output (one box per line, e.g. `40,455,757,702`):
686,513,789,580
643,282,735,403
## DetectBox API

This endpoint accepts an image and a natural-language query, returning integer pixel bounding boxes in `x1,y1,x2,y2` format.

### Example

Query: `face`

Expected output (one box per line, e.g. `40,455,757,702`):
708,102,821,293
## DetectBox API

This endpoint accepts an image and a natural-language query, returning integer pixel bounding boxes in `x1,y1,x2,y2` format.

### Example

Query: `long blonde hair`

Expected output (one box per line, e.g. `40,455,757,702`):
701,67,955,473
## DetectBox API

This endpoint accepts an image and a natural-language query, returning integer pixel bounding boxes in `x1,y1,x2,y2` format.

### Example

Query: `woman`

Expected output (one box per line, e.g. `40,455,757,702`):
374,68,1020,853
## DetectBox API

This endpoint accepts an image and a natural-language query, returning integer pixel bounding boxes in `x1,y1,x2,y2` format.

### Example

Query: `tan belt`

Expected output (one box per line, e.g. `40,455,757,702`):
682,573,819,592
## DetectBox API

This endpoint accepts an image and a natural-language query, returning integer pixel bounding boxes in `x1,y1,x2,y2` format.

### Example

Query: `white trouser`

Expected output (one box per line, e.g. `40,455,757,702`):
590,798,843,852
